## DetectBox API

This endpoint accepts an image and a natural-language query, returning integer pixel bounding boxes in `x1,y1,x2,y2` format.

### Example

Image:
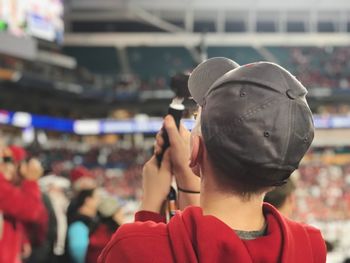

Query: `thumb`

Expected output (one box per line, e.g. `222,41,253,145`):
164,115,180,146
147,155,158,167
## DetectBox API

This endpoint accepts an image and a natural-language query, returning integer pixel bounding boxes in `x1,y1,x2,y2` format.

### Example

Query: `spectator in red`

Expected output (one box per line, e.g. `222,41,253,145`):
6,146,50,263
0,147,46,263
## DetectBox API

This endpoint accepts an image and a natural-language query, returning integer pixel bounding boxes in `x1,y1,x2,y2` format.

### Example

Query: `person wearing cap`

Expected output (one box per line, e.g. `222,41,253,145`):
70,166,97,193
0,148,46,263
67,166,97,225
4,146,50,263
99,58,326,263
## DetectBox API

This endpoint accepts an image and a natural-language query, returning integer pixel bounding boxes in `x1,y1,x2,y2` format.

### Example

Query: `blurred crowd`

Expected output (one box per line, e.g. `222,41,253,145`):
0,141,146,263
293,148,350,262
33,143,350,224
288,47,350,89
29,145,148,200
295,153,350,222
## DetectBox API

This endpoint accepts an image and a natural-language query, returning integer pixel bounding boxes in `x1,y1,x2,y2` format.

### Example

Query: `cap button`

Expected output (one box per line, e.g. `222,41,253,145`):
286,89,297,100
264,131,270,137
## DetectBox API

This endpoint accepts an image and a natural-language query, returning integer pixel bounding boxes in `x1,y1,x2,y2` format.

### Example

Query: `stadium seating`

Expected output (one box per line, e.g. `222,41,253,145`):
127,46,195,80
60,45,350,91
64,46,121,75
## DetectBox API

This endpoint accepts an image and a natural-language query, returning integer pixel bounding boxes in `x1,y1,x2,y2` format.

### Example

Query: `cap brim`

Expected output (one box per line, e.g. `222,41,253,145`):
188,57,239,106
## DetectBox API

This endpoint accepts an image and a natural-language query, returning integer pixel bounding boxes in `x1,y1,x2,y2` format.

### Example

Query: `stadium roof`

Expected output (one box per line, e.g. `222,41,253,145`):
67,0,350,34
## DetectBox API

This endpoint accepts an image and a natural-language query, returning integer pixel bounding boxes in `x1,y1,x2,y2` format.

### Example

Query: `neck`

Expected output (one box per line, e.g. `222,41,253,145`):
200,176,266,231
78,206,95,218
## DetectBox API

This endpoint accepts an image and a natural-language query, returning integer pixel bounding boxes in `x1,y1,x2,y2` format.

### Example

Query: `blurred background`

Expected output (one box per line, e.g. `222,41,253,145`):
1,0,350,262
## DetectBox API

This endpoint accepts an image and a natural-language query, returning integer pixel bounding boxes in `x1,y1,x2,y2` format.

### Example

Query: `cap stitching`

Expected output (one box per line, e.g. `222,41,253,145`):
281,100,293,166
202,96,282,142
209,77,307,99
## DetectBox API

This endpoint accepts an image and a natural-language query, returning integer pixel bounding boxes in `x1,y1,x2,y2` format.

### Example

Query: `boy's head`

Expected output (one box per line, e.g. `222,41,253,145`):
189,58,314,196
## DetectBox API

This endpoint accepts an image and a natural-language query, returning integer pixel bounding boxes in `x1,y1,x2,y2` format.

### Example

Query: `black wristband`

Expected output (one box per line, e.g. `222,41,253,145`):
177,186,200,194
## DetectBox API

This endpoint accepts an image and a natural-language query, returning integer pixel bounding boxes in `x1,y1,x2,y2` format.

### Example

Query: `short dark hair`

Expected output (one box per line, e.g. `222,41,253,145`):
205,145,291,197
264,179,296,208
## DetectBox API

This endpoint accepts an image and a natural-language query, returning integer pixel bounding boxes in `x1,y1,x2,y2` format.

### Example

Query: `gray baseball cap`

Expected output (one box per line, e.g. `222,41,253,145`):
188,60,314,187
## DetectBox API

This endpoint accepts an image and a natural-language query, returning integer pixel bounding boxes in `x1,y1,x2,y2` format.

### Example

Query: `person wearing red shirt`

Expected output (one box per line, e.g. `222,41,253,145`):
99,59,326,262
0,152,46,263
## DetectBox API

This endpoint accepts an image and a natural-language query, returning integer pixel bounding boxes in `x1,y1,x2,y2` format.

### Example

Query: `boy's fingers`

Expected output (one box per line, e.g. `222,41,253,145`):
160,149,171,172
164,115,181,145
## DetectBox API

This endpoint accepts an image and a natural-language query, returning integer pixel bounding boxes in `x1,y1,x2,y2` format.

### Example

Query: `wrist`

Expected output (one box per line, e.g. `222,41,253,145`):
177,186,200,194
140,196,165,214
174,168,200,190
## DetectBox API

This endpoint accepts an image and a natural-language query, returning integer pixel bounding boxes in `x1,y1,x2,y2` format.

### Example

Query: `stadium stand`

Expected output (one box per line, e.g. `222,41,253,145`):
127,46,195,80
63,46,121,75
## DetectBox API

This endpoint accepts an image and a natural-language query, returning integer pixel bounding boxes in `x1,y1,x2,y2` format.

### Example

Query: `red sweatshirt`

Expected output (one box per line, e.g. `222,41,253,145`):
86,224,115,263
99,203,326,263
0,173,46,263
